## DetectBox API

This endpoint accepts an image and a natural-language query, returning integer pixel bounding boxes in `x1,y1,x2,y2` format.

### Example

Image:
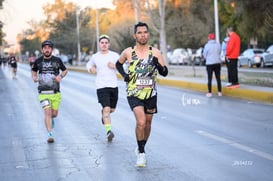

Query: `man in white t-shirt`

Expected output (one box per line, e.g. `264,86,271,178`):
86,34,119,142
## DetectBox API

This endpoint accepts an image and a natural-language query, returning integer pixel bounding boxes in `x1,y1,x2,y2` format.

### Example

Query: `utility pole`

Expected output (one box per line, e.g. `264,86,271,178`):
0,0,4,9
95,8,99,52
214,0,220,43
133,0,139,23
0,21,4,55
1,0,5,55
76,8,81,65
0,21,3,45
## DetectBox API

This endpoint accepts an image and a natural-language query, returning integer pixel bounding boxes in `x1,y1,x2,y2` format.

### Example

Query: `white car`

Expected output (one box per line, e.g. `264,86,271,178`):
58,54,68,64
167,48,190,65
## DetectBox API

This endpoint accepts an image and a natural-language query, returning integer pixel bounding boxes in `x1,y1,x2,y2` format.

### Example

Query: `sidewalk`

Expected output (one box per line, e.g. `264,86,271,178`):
67,65,273,104
158,75,273,104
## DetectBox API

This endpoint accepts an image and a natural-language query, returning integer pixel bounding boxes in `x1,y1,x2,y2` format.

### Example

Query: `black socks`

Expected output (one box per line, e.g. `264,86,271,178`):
137,140,147,153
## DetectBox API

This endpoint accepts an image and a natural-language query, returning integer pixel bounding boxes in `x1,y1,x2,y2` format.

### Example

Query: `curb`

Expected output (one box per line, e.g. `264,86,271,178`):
157,78,273,104
67,66,273,104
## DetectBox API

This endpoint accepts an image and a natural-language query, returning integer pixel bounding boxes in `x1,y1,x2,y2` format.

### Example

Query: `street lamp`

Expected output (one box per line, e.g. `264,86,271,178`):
76,8,81,65
95,8,99,51
0,21,4,54
0,0,4,9
133,0,140,23
214,0,220,43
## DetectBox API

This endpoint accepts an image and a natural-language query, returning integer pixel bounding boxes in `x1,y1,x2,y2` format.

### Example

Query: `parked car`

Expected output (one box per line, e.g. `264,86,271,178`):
261,45,273,67
238,48,264,68
167,48,190,65
58,54,68,64
191,47,205,66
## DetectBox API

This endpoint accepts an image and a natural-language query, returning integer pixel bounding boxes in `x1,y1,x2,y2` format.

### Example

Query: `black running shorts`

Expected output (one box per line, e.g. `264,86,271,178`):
11,63,17,68
96,87,118,108
127,95,157,114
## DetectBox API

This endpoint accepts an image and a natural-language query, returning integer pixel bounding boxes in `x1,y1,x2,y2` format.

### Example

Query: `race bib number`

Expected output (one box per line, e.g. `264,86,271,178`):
136,78,153,87
40,99,50,109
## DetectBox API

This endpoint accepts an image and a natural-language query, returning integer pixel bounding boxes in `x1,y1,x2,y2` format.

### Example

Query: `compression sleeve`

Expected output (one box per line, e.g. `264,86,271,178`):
115,61,130,82
152,56,168,77
157,65,168,77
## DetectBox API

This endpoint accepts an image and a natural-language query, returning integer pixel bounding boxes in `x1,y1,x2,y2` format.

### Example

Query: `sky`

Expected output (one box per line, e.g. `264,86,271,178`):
0,0,114,45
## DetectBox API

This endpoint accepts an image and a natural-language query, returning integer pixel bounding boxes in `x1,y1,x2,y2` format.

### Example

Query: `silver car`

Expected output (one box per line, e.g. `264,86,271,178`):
261,45,273,67
191,47,205,66
238,48,264,68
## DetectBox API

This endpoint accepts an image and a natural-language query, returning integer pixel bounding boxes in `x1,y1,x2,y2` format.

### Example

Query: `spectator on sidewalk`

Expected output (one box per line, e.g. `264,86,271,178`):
221,34,229,63
225,27,241,88
202,33,222,97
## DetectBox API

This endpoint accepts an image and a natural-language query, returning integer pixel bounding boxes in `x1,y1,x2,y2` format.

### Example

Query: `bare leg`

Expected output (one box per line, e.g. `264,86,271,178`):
102,106,115,141
44,108,52,132
52,109,58,118
102,106,111,125
144,114,153,141
134,106,150,167
133,106,146,141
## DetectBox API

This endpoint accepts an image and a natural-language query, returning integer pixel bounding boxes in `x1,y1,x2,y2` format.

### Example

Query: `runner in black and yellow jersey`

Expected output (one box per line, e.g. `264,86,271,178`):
116,22,168,167
32,40,68,143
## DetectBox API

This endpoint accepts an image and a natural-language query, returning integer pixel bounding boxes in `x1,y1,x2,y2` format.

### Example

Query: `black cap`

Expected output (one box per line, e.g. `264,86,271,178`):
41,40,54,48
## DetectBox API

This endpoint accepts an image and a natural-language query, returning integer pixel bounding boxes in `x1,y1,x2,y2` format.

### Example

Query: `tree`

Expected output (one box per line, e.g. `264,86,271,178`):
108,21,136,53
20,37,41,56
44,1,94,56
17,0,273,57
219,0,273,48
165,0,213,49
101,0,137,51
0,21,3,46
264,3,273,37
146,0,168,64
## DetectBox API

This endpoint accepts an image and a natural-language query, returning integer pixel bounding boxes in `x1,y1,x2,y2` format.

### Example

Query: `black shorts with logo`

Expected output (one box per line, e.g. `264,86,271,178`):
97,87,118,108
127,95,157,114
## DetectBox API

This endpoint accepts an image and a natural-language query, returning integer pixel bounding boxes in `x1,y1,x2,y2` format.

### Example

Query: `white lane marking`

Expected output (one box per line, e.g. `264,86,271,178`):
196,130,273,161
12,138,29,169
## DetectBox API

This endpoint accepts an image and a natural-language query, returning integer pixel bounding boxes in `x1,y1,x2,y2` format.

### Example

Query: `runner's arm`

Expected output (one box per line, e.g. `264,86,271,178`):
86,58,96,74
116,48,130,82
152,48,168,77
56,69,68,83
31,71,39,82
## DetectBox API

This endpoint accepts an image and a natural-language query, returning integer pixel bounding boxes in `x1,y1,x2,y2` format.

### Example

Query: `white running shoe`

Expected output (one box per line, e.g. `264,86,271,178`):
226,82,232,87
135,147,140,156
136,153,146,167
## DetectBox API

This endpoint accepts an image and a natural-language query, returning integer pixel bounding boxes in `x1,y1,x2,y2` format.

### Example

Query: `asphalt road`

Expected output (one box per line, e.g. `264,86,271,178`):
0,64,272,181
